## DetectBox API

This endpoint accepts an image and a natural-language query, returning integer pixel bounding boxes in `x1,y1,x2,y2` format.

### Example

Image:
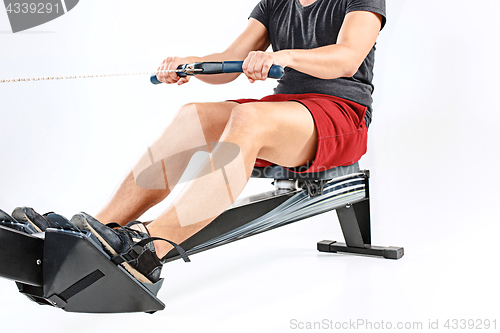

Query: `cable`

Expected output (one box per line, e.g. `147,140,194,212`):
0,70,173,83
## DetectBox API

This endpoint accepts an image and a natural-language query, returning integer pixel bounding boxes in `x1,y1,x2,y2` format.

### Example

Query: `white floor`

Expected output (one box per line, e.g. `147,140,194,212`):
1,194,498,332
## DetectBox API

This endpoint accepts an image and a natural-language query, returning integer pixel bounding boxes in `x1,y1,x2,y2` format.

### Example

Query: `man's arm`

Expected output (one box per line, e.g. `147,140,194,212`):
243,11,383,82
157,18,270,85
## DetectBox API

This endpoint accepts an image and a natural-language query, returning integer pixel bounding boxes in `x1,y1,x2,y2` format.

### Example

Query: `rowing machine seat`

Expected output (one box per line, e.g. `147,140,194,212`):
251,162,360,180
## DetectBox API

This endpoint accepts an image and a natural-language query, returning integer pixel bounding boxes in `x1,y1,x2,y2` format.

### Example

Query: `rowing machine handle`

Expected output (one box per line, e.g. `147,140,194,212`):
150,61,284,84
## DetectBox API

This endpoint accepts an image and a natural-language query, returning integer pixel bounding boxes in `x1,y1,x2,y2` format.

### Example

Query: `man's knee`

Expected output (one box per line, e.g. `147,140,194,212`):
227,103,267,138
176,102,232,139
173,103,201,123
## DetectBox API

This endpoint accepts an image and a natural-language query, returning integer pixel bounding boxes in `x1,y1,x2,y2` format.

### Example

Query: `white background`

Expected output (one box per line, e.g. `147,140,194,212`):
1,0,499,332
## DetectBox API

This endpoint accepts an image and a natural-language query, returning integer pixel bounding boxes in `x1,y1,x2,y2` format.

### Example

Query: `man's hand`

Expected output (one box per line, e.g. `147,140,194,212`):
156,57,194,85
242,51,288,83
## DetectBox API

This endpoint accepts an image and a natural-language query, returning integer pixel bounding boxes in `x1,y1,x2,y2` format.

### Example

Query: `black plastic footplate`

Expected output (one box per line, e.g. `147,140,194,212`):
317,240,404,260
0,226,165,313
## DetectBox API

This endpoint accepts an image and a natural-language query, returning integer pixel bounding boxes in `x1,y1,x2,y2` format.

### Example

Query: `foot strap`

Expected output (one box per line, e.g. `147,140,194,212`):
105,222,191,264
111,237,190,265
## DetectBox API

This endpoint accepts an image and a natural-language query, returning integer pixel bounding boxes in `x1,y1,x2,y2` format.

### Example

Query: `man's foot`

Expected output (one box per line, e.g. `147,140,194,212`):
1,207,78,234
0,208,38,234
12,207,78,233
71,212,165,284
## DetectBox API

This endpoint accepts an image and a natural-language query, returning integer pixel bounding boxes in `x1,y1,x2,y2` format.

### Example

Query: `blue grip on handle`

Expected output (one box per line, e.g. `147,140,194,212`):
267,64,285,79
150,74,162,84
222,61,284,79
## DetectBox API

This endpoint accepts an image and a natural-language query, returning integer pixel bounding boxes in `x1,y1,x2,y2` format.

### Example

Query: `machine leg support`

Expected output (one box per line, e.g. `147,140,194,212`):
317,178,404,260
317,240,404,259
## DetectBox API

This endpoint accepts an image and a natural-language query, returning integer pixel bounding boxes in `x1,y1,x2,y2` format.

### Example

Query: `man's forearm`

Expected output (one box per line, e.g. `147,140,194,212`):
277,44,362,80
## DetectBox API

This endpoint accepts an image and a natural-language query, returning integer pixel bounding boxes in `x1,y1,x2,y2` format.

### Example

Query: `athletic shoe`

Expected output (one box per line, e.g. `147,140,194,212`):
0,208,37,234
12,206,78,233
70,212,189,284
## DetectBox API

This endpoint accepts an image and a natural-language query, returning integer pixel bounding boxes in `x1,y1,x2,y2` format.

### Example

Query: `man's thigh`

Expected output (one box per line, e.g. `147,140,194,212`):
237,101,317,168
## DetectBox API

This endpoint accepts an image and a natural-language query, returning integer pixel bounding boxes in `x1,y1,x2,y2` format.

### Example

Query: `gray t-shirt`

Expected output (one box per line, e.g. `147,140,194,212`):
250,0,386,126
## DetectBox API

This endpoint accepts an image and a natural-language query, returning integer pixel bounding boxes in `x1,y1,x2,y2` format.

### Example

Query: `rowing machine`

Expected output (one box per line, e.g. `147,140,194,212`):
0,62,402,313
0,162,403,313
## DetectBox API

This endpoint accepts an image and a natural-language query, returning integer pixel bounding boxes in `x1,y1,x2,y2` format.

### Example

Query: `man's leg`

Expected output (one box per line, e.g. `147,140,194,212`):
146,101,317,258
95,102,238,225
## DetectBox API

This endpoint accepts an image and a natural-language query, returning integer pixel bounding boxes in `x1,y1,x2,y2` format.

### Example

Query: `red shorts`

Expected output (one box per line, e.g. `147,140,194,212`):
231,93,368,173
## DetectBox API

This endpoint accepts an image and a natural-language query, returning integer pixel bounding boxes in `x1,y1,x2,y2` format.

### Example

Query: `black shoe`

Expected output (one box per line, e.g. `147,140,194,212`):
12,207,78,233
70,212,189,284
0,209,38,234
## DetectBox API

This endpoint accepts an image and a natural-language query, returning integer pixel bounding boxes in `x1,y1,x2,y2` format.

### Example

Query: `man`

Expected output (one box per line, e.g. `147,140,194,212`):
1,0,386,285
